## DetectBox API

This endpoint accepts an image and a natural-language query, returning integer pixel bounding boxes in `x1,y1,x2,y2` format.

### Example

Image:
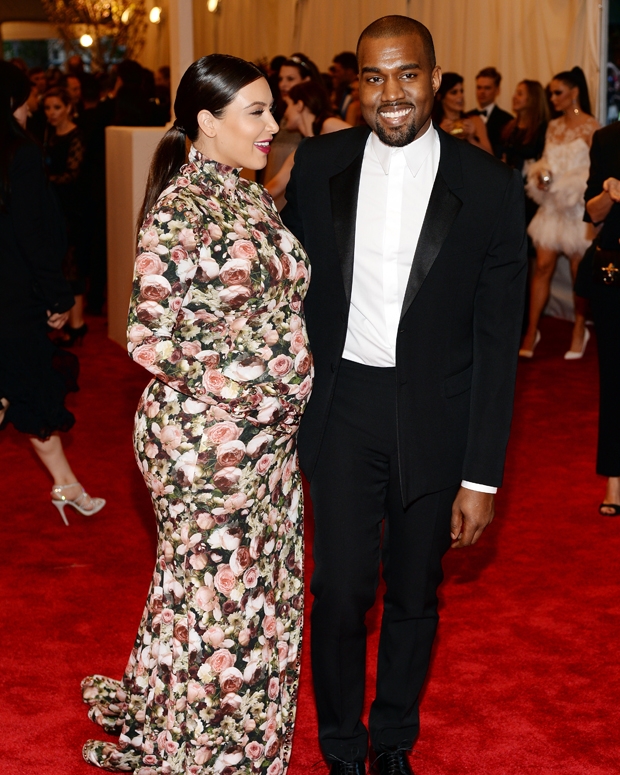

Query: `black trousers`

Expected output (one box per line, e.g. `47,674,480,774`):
590,284,620,476
309,359,458,761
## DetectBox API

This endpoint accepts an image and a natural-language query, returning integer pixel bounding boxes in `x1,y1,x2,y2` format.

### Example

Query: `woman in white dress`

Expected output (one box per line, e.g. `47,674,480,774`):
521,67,600,358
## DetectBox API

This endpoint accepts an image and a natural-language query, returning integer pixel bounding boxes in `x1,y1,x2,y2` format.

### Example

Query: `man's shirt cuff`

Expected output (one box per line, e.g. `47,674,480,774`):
461,480,498,494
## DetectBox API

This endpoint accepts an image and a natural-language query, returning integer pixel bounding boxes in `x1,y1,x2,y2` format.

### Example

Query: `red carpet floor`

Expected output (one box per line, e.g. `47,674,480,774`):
1,315,619,775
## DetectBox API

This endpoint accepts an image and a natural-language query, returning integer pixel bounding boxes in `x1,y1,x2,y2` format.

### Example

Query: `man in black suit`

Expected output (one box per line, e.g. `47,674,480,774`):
470,66,513,157
282,16,526,775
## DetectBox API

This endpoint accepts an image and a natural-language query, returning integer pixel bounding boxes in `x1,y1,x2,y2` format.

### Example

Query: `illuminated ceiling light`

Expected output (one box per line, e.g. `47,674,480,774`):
207,0,219,12
149,6,162,23
80,33,93,47
121,8,131,23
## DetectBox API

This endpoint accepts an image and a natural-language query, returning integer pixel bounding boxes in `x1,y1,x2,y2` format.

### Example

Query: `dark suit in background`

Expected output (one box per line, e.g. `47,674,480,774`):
581,123,620,477
469,104,513,157
282,124,526,759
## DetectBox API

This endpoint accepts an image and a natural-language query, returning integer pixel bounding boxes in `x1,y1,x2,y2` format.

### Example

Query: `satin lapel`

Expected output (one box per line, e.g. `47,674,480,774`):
400,135,463,319
329,152,364,304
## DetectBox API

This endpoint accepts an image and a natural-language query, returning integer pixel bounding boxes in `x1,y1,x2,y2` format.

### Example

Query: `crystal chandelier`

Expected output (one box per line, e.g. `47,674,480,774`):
41,0,148,70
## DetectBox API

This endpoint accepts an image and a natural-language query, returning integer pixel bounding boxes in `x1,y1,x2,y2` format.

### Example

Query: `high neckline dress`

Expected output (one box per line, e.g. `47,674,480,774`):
82,148,313,775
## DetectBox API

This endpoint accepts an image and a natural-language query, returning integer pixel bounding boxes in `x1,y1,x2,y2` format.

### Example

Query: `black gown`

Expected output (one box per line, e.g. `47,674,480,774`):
0,141,78,439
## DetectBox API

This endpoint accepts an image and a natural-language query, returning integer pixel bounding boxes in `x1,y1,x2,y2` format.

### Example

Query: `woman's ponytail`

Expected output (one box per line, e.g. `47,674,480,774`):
137,124,187,232
136,53,264,233
553,65,592,115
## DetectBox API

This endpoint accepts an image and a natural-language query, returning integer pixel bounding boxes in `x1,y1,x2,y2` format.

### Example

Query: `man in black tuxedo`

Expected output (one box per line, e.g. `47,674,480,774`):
469,67,513,157
282,16,526,775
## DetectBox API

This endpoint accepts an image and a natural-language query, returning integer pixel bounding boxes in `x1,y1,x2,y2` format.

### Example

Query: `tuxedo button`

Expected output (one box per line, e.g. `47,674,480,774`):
331,362,336,372
340,312,346,321
399,378,408,385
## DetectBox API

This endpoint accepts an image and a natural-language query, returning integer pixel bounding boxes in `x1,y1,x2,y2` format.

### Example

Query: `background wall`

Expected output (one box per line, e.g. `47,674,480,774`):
192,0,603,116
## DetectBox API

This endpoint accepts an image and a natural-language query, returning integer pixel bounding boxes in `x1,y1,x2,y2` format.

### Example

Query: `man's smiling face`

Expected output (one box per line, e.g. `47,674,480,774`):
358,32,441,147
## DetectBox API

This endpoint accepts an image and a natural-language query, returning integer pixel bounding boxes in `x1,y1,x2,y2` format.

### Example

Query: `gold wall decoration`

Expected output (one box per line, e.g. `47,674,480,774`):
41,0,148,70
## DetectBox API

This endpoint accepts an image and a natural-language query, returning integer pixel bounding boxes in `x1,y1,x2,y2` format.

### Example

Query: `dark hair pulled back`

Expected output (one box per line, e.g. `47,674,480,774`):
287,80,334,136
432,72,463,123
553,66,591,115
139,54,263,227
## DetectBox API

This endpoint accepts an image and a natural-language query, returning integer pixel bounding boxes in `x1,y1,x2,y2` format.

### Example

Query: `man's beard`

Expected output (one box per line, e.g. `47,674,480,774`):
372,106,421,147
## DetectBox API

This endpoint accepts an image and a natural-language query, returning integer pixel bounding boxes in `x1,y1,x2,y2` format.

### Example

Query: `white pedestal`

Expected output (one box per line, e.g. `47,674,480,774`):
106,126,166,347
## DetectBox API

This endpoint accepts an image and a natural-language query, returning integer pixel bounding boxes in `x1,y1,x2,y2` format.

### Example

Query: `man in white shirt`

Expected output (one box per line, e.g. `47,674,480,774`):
283,16,526,775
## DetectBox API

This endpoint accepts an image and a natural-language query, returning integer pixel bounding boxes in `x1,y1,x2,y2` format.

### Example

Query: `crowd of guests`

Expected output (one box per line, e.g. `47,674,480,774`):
1,44,618,519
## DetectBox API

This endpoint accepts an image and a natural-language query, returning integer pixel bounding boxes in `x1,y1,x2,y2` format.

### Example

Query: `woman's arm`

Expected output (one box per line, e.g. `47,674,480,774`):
463,116,493,154
48,133,85,185
586,178,620,224
265,151,296,201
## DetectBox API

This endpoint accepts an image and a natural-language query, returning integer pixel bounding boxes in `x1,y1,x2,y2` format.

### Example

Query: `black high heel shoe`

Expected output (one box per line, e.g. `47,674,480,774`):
58,323,88,347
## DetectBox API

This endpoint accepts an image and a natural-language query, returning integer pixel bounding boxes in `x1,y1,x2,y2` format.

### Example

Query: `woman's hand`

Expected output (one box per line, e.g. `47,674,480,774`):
603,177,620,202
47,311,70,329
460,118,477,140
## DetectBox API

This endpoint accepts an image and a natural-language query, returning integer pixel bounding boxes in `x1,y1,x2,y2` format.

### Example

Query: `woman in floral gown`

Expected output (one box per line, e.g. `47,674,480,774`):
82,54,313,775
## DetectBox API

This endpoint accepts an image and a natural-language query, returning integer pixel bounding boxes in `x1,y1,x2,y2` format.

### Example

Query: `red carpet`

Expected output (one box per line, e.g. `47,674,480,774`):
1,315,619,775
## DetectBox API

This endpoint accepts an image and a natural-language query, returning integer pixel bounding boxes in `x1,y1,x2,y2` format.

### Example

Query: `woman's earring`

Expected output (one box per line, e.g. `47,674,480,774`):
573,99,580,116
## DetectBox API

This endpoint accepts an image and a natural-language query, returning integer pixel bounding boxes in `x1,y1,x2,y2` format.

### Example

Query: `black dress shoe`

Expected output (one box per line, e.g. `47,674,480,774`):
370,749,413,775
329,760,366,775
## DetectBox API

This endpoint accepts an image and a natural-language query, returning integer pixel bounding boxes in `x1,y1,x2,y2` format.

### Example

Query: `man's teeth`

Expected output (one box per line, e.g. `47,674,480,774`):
381,108,411,118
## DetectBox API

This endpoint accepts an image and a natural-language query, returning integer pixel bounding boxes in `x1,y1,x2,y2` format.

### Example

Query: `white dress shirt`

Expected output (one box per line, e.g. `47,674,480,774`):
342,124,497,494
478,103,496,123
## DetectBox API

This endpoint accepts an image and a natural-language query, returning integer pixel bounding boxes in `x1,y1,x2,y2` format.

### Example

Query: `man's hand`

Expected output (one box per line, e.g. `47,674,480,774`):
46,310,70,330
450,487,495,549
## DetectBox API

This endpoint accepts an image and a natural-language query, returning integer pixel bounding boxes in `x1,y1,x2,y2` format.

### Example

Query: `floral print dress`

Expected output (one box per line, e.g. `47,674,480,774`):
82,147,313,775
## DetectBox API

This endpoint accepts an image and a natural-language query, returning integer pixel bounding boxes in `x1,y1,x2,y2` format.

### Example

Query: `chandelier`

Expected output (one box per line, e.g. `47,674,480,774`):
41,0,148,70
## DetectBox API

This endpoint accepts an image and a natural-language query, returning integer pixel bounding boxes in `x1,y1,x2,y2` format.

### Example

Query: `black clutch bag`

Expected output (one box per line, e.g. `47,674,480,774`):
593,246,620,286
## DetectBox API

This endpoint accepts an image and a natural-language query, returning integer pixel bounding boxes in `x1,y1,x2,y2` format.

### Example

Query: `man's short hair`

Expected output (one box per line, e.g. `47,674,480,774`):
332,51,358,73
357,15,436,69
476,67,501,86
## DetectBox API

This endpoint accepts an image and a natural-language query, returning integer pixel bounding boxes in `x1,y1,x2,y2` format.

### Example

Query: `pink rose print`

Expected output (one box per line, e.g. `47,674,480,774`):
140,227,159,249
140,275,172,302
245,742,264,760
212,466,242,492
136,300,165,323
289,329,306,355
216,440,246,467
135,252,166,276
203,369,228,396
294,348,312,375
214,564,236,596
160,425,182,451
268,355,293,378
178,228,197,249
90,152,312,775
195,586,215,611
229,239,257,260
128,323,152,344
219,666,244,693
206,422,241,445
243,566,258,588
207,649,235,673
219,284,253,308
219,258,252,286
170,245,188,264
132,344,157,369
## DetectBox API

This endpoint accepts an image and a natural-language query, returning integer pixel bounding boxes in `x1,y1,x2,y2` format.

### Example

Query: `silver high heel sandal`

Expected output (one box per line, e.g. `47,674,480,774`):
51,483,106,526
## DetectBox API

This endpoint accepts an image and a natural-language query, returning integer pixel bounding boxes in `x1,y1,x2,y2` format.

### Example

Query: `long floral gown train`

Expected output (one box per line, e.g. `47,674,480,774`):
82,147,313,775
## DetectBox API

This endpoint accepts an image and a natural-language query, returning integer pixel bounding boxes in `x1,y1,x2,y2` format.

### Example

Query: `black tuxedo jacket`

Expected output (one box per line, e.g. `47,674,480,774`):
282,125,527,506
585,122,620,249
485,105,513,157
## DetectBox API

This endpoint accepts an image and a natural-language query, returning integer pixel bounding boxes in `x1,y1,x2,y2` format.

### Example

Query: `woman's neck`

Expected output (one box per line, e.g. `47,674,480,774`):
298,108,316,138
561,107,585,126
56,118,76,136
443,106,461,121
